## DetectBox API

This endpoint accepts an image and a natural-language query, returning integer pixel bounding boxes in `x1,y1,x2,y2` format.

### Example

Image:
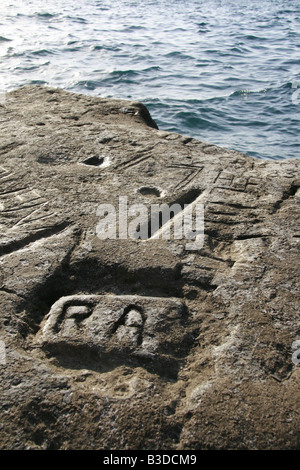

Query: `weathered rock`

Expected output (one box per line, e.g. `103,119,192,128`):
0,85,299,450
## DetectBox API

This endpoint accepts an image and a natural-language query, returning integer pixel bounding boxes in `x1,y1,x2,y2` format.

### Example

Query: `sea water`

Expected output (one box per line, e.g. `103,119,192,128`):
0,0,299,160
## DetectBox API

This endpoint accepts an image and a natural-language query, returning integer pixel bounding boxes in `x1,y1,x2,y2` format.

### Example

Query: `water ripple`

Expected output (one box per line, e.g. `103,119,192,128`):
0,0,299,160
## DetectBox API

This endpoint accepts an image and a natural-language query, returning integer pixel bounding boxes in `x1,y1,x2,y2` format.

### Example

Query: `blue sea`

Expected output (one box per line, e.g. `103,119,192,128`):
0,0,299,160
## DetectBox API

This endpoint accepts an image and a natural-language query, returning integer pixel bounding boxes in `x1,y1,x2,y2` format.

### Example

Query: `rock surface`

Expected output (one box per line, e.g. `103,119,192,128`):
0,85,299,450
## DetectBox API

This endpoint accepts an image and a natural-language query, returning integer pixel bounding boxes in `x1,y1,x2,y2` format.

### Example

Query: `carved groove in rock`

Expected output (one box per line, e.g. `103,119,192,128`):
36,294,191,379
0,86,299,450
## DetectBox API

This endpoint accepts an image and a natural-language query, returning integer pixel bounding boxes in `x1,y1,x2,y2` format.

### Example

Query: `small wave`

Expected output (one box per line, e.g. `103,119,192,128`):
229,46,250,54
35,12,58,19
27,80,47,86
66,16,88,24
95,4,109,11
64,45,82,52
110,69,139,77
76,80,102,90
109,71,140,85
9,49,55,58
93,44,122,52
0,36,12,42
230,81,296,97
15,62,50,71
278,9,299,14
230,89,257,97
197,22,210,33
244,34,267,41
164,51,195,60
283,58,300,66
140,66,162,73
31,49,55,56
174,110,225,131
170,27,188,32
120,25,146,32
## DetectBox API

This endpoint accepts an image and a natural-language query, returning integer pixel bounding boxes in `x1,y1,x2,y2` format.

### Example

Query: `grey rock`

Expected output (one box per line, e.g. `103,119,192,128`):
0,85,299,450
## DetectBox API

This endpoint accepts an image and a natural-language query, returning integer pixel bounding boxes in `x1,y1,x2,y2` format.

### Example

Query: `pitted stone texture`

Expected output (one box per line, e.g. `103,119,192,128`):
0,85,299,450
